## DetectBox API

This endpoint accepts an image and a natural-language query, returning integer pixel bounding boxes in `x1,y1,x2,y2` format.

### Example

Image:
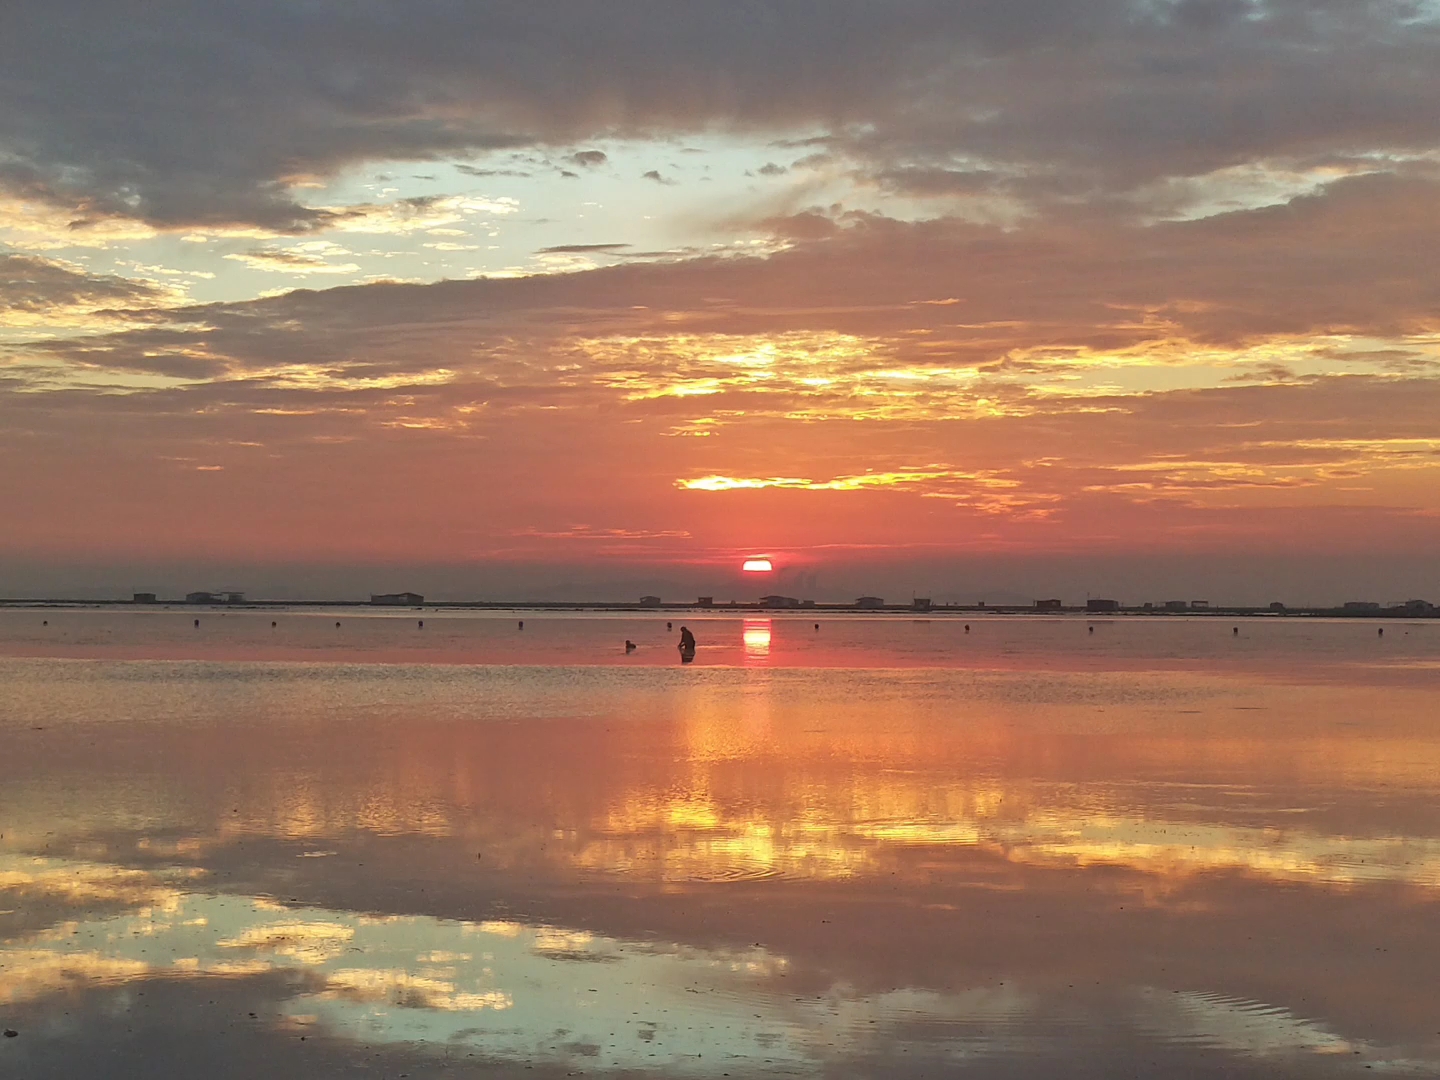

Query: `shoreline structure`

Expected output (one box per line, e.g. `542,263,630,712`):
1,598,1434,619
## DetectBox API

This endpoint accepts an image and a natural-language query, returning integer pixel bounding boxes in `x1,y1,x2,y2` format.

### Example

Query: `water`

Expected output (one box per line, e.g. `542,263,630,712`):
2,610,1438,1077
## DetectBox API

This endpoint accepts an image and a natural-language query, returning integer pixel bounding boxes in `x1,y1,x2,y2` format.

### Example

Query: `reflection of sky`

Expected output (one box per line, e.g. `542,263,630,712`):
0,862,802,1073
583,783,1440,889
0,853,1397,1074
7,608,1440,673
4,646,1440,1074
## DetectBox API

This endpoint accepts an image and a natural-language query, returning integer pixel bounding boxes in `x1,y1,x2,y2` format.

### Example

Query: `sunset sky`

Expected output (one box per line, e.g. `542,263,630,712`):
3,1,1438,603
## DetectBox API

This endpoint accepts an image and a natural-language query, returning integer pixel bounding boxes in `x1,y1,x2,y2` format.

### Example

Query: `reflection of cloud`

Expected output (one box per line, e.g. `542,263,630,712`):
217,921,356,965
1136,988,1354,1058
0,949,150,1005
575,770,1440,890
0,854,198,910
0,884,812,1073
320,967,512,1011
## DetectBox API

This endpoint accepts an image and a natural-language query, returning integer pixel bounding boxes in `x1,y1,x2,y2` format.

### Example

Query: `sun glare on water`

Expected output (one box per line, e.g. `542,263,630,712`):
742,559,773,572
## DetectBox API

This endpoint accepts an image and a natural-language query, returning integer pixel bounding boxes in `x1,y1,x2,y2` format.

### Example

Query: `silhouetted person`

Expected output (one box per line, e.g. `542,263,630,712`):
667,622,672,630
271,621,277,628
336,621,341,628
625,640,637,652
1233,627,1239,635
1379,627,1384,637
678,625,696,661
518,620,524,630
418,620,424,628
194,619,199,628
814,623,819,630
1088,625,1094,634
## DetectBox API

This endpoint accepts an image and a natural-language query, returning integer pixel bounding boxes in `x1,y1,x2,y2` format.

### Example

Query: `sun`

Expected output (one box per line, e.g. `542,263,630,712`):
742,558,773,572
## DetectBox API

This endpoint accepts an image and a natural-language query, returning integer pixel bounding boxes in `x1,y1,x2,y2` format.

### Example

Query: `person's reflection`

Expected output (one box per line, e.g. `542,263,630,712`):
678,625,696,662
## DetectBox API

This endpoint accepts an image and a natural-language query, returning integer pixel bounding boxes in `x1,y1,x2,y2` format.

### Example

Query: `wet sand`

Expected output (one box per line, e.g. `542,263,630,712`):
2,612,1438,1076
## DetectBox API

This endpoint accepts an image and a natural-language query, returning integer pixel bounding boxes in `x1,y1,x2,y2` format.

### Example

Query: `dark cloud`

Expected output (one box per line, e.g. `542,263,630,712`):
641,170,675,185
454,165,533,178
12,171,1440,383
0,253,165,314
569,150,608,168
873,167,1006,197
537,243,631,254
6,2,1439,229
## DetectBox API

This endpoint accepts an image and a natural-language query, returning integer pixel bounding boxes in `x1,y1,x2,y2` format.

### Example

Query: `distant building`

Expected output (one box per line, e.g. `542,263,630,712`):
1034,599,1063,611
1395,599,1435,613
188,590,243,604
1269,602,1287,612
639,595,662,607
912,598,932,611
1190,600,1209,610
801,599,815,607
1343,601,1381,611
1142,602,1154,610
695,596,714,607
761,595,800,608
855,596,885,609
1086,598,1121,613
132,592,157,604
1164,600,1188,612
371,592,424,606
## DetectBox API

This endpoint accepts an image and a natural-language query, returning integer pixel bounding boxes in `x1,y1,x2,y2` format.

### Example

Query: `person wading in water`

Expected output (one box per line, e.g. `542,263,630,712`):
677,625,697,662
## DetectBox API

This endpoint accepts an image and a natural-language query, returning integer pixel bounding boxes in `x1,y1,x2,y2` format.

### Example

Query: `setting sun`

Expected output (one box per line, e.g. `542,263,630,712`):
742,558,773,573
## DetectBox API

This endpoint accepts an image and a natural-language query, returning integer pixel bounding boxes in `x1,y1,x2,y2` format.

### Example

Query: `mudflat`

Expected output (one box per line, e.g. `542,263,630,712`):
2,611,1437,1077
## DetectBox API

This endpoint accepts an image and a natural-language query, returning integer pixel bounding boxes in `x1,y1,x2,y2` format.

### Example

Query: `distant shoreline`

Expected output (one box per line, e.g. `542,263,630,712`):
1,598,1434,619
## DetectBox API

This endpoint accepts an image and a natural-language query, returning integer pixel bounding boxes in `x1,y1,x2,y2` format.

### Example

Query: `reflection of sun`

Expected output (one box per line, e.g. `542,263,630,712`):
743,619,772,660
742,558,772,572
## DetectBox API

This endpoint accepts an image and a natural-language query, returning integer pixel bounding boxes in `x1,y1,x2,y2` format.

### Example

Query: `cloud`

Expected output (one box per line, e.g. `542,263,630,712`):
569,150,608,168
536,243,630,254
641,170,676,185
3,1,1440,233
326,194,519,236
223,242,361,275
454,165,533,178
0,253,165,315
3,167,1440,575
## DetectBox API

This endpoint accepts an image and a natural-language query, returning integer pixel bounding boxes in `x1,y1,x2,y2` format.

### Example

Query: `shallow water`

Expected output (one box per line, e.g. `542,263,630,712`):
2,611,1438,1077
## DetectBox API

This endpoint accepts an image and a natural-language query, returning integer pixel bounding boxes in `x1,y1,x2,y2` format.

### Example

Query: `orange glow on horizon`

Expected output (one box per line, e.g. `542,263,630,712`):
742,559,773,572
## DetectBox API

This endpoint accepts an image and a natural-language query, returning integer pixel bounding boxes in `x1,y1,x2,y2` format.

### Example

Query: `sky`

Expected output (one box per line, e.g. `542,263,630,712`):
2,0,1439,604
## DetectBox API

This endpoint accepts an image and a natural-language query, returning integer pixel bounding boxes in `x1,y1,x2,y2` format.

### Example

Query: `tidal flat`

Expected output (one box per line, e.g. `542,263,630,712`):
2,610,1438,1077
